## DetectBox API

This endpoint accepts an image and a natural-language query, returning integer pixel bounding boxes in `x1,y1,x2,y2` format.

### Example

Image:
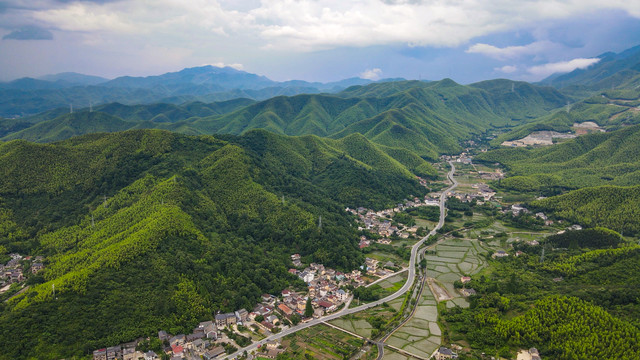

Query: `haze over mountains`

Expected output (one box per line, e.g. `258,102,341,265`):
540,45,640,92
0,65,392,118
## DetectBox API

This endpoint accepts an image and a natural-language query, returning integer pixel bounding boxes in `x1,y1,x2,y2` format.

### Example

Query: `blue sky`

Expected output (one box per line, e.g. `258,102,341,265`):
0,0,639,83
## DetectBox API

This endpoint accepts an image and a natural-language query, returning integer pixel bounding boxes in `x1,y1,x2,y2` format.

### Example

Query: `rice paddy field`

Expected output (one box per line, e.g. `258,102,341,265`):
382,238,500,358
329,297,404,338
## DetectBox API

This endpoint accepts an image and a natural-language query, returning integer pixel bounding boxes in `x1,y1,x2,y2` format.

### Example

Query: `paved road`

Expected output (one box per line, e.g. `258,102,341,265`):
224,162,458,359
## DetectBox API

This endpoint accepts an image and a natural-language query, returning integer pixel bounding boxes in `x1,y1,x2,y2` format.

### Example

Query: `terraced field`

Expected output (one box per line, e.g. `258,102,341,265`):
385,290,441,358
329,297,404,338
383,238,496,358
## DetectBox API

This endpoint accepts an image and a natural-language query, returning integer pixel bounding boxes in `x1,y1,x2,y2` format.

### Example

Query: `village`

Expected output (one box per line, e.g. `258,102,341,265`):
90,249,409,360
0,253,45,294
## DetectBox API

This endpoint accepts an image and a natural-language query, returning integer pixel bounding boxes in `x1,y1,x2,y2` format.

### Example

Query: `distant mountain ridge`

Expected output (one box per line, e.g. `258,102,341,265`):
0,66,389,118
38,72,109,86
541,45,640,94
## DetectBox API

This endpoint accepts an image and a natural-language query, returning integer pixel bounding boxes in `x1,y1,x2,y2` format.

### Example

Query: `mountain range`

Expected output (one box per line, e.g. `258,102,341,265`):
0,78,569,159
2,43,640,360
540,45,640,96
0,66,395,118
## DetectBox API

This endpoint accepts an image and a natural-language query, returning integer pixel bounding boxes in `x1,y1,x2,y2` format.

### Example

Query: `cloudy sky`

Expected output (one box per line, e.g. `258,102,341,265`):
1,0,639,83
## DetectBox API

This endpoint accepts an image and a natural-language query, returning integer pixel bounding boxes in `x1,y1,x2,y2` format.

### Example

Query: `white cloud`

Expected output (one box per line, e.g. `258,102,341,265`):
6,1,640,52
360,68,382,80
31,3,136,33
207,62,244,70
467,41,558,60
245,1,640,50
495,65,518,73
527,58,601,77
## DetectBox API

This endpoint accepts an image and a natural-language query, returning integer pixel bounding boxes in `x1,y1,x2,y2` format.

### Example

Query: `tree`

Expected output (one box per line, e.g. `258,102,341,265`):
291,313,301,325
304,298,313,318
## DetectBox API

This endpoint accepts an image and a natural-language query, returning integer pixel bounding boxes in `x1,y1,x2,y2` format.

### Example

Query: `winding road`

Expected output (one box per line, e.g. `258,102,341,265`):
223,162,458,359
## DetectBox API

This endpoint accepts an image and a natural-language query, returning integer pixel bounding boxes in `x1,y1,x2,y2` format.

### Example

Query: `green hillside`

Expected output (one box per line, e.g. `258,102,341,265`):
14,98,256,125
0,129,429,359
492,89,640,145
186,79,567,158
1,79,568,159
531,186,640,235
1,112,136,143
542,45,640,95
496,296,640,360
477,125,640,193
442,226,640,359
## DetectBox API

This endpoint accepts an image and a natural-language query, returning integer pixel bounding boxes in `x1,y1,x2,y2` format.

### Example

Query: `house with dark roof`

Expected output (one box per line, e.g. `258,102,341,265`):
215,314,227,329
460,288,477,297
203,347,225,360
435,346,457,360
158,330,169,342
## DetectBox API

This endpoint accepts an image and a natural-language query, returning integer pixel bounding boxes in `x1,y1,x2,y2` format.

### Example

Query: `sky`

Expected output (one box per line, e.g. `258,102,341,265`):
1,0,640,84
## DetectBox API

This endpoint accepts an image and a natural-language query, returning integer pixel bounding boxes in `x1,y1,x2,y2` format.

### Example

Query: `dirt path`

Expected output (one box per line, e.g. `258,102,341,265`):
426,278,451,302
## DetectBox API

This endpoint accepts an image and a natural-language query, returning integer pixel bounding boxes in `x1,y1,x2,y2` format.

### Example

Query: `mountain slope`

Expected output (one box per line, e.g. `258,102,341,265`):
187,80,568,158
542,45,640,90
0,128,432,359
1,112,136,143
477,124,640,192
531,185,640,235
491,88,640,145
1,79,569,160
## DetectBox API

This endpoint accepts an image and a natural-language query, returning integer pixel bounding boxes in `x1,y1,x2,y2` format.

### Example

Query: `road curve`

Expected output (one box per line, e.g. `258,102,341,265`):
224,162,458,359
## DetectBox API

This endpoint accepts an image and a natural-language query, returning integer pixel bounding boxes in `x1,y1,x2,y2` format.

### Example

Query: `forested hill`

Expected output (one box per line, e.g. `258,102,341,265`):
531,186,640,235
1,79,568,159
490,88,640,145
0,129,429,359
195,79,566,158
476,124,640,193
541,45,640,94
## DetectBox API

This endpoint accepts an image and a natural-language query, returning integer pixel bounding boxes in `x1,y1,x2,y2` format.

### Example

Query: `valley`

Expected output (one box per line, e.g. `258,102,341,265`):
1,43,640,360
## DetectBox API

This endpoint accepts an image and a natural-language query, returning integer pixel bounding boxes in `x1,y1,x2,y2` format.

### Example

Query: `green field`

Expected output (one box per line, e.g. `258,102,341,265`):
329,298,402,338
280,324,365,360
384,235,502,357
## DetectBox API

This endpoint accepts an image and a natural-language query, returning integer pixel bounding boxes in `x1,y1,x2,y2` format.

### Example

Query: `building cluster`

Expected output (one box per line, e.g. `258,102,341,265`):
93,319,226,360
434,346,458,359
0,253,44,289
92,308,258,360
347,204,422,239
517,347,542,360
449,183,496,203
504,205,555,225
458,276,476,297
477,170,504,181
285,262,352,318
